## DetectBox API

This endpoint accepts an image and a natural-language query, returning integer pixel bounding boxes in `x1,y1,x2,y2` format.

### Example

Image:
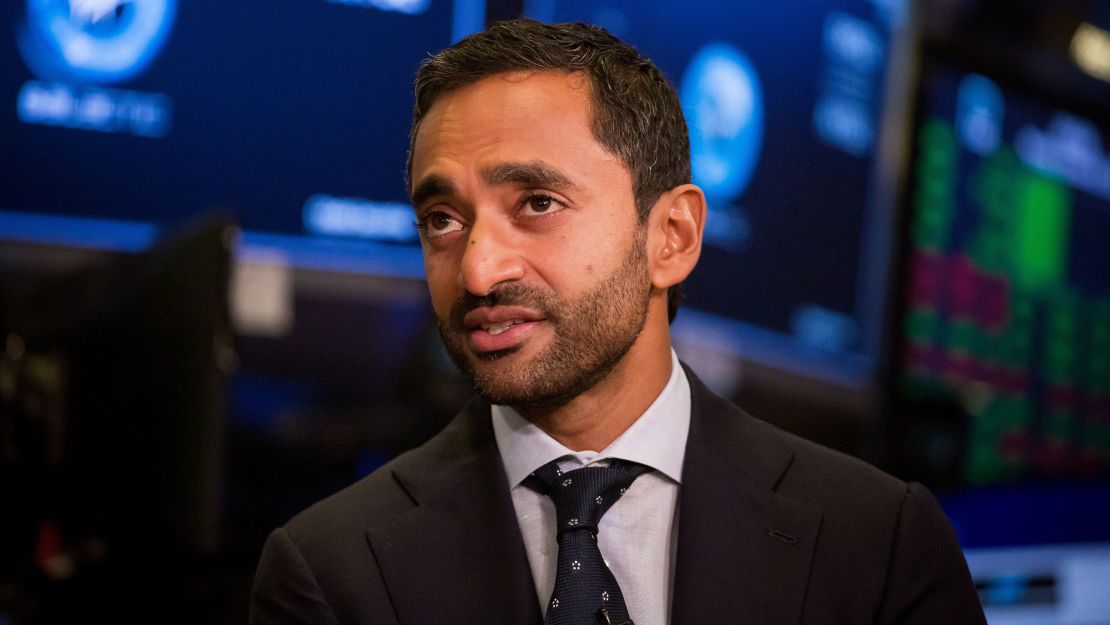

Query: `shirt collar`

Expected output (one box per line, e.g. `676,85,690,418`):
492,350,691,487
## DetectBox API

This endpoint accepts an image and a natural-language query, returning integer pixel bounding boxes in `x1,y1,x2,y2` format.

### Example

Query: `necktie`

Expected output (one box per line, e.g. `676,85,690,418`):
524,459,651,625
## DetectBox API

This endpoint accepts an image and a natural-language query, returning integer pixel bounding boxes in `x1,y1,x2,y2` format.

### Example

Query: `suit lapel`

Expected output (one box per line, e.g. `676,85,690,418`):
671,369,823,625
363,368,823,624
365,400,543,624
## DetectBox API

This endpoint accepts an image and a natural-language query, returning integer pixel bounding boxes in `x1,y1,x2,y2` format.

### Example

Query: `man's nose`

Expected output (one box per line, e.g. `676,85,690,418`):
458,218,525,296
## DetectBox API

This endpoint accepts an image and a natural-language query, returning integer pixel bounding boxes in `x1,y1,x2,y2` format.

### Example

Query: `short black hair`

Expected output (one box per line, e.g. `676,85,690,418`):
409,18,689,321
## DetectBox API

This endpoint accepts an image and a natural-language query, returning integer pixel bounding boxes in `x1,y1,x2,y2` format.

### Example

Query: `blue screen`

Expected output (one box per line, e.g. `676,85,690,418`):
526,0,907,386
2,0,484,272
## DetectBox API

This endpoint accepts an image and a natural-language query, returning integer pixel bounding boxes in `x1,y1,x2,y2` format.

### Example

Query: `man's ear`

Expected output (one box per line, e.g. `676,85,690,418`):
647,184,706,289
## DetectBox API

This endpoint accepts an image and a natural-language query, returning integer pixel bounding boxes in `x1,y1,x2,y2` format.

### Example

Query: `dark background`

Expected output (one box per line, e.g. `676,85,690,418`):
2,0,1110,622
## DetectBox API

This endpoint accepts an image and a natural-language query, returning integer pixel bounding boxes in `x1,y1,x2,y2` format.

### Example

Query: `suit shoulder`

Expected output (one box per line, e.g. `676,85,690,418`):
282,449,414,548
757,417,908,504
285,439,453,543
689,369,909,509
280,400,486,548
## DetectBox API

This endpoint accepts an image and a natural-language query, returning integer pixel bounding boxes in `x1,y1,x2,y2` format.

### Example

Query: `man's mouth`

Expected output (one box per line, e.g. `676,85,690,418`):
462,306,546,353
463,305,544,330
482,320,522,335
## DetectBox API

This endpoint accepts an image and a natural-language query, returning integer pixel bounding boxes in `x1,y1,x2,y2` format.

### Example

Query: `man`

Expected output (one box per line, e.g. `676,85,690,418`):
251,19,986,625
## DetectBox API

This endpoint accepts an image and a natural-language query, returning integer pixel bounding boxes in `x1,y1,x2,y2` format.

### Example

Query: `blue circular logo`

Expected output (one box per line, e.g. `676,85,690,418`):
956,74,1004,156
17,0,176,85
680,43,764,203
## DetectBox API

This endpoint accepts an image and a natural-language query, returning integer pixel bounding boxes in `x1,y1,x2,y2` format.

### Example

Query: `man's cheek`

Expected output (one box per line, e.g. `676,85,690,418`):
423,270,455,313
431,298,455,326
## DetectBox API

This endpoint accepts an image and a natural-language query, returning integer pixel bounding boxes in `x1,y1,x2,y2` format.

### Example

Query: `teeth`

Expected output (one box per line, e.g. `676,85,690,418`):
483,321,516,335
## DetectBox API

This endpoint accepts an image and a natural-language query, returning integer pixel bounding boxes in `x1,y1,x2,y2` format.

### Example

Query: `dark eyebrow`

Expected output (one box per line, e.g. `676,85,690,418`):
482,162,577,191
410,174,457,209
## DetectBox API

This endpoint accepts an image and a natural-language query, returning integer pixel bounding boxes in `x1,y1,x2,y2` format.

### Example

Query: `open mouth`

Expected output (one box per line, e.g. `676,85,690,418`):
482,321,521,335
459,305,547,354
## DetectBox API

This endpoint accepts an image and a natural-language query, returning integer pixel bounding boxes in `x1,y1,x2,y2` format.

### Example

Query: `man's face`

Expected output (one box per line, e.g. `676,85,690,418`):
409,71,653,407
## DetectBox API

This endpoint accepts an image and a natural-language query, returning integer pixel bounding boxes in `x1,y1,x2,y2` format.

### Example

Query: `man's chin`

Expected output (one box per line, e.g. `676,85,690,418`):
469,348,630,410
472,346,522,362
461,350,567,407
474,379,576,410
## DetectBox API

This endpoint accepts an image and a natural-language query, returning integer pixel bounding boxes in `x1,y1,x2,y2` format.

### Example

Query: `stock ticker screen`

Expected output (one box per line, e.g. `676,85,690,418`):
899,63,1110,487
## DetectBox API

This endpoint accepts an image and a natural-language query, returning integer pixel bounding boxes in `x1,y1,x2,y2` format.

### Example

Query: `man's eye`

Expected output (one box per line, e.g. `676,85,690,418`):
419,212,465,238
521,194,563,215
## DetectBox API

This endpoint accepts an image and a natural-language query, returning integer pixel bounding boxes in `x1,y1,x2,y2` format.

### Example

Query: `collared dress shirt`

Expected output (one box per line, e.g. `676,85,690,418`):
491,351,691,625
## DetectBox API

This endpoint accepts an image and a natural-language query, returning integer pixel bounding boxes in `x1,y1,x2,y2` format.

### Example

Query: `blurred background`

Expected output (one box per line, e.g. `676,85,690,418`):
2,0,1109,622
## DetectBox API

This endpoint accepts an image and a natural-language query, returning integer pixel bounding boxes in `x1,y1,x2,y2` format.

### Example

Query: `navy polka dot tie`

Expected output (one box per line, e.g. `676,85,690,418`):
524,459,651,625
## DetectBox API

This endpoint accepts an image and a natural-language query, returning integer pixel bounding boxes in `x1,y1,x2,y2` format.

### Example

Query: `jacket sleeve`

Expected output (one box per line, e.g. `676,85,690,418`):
876,482,988,625
250,527,342,625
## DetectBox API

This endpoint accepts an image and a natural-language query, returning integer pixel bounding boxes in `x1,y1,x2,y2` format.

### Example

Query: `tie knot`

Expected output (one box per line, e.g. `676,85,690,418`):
524,460,650,535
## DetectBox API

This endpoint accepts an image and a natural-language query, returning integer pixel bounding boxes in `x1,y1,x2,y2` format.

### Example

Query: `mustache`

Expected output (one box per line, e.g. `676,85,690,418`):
448,282,561,328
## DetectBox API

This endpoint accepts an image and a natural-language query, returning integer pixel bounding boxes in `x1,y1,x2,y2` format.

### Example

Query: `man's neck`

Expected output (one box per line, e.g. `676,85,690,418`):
515,335,673,452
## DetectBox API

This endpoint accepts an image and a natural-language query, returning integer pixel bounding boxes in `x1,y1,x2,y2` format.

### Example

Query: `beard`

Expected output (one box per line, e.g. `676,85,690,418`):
436,230,652,408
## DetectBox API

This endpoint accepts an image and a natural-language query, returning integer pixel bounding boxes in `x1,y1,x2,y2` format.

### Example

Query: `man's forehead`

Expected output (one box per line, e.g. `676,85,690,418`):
450,68,591,96
409,71,602,192
414,69,594,139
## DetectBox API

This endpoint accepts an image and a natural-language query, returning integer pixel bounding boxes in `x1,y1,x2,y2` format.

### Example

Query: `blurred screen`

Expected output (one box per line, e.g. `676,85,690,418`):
893,61,1110,623
898,62,1110,488
1,0,484,270
526,0,908,386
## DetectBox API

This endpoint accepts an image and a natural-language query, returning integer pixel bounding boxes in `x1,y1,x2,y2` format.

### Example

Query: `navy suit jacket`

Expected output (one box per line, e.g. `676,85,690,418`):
250,367,986,624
